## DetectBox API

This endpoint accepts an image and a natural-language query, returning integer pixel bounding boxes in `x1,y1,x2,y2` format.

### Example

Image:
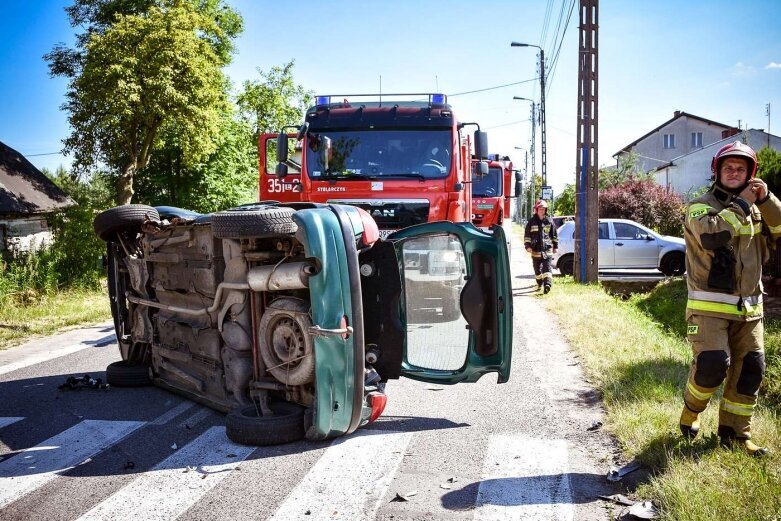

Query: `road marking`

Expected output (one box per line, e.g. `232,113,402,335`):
148,401,196,426
475,436,573,521
78,426,255,521
0,417,24,430
270,430,413,521
176,407,213,429
0,419,144,509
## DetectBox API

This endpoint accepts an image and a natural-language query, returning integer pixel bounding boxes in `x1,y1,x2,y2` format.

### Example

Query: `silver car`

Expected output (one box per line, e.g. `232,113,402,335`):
552,218,686,276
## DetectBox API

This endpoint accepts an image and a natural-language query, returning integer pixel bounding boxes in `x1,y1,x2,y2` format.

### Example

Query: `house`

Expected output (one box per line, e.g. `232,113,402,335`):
614,111,738,173
651,129,781,199
0,140,74,257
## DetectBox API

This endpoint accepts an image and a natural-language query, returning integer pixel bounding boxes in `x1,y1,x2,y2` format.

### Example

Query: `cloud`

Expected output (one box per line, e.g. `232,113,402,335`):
766,62,781,69
731,61,755,76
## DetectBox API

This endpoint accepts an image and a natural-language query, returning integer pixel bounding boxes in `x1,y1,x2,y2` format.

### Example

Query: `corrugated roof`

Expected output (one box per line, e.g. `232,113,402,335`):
0,141,74,215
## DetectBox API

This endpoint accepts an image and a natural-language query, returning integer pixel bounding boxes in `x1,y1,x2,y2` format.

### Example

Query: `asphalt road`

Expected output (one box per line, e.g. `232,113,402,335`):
0,230,621,521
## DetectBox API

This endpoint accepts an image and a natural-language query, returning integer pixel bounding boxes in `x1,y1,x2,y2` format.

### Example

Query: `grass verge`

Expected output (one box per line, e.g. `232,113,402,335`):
0,287,110,350
542,276,781,521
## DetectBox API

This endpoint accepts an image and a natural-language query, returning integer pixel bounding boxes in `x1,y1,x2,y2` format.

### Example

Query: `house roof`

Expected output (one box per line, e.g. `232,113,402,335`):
0,141,74,215
614,111,735,157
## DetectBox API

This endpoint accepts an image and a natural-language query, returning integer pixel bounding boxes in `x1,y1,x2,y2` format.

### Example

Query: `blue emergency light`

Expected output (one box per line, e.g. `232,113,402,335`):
316,96,331,106
430,93,447,105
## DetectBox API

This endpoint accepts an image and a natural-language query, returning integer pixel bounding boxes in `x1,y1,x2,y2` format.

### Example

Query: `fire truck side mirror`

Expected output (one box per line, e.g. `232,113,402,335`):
276,131,289,162
473,130,488,160
515,182,521,197
515,171,522,182
275,163,289,179
476,161,488,175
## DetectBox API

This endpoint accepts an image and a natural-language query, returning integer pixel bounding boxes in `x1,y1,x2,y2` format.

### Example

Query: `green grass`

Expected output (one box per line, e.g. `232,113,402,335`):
540,276,781,520
0,287,110,350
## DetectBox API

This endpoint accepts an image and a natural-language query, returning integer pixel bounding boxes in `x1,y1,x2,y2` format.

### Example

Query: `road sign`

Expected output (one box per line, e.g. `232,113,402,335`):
541,185,553,200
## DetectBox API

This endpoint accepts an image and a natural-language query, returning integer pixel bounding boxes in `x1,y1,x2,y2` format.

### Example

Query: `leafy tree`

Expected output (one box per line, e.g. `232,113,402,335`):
236,61,314,139
599,151,650,190
599,178,684,237
553,183,575,215
757,146,781,197
47,0,242,204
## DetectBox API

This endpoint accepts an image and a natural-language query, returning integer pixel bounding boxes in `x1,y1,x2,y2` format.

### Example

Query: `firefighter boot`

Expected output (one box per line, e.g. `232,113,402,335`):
543,282,551,294
718,426,770,457
679,406,700,439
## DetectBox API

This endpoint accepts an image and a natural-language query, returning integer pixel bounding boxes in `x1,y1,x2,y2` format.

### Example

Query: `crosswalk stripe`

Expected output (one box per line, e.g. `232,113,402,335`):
475,436,574,521
148,401,196,426
0,417,24,430
0,419,145,509
270,430,413,521
77,426,255,521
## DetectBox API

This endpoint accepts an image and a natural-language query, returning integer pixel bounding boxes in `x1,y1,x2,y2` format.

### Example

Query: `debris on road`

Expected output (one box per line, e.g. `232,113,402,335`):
587,420,603,431
615,500,659,520
425,385,444,391
390,490,418,502
607,460,643,482
171,442,178,450
598,494,635,506
58,375,109,391
123,461,135,470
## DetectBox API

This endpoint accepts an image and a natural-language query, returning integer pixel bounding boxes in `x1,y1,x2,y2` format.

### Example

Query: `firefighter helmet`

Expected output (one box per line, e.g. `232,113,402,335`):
711,141,758,179
533,200,548,212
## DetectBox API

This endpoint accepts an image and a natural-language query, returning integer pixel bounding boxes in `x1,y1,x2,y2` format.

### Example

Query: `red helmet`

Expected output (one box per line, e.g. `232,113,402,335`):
533,200,548,213
711,140,758,178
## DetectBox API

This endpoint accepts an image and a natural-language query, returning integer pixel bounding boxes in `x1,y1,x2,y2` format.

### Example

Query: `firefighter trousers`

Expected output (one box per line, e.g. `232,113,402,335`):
683,314,765,439
531,253,552,288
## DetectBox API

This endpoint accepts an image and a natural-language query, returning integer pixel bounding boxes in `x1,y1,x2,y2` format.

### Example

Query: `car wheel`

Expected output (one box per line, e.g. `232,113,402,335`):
660,251,686,276
226,402,305,446
105,361,152,387
558,254,574,276
258,298,315,386
212,206,296,239
93,205,159,242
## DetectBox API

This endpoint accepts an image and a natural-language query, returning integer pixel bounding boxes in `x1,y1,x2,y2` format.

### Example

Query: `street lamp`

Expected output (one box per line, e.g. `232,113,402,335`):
511,41,547,187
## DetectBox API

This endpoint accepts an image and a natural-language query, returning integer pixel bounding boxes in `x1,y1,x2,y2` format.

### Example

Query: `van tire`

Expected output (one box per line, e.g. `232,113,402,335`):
94,205,159,242
106,361,152,387
212,207,296,239
226,402,305,446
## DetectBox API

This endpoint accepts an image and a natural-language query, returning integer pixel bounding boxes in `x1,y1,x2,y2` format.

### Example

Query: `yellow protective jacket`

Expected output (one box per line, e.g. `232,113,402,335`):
684,185,781,321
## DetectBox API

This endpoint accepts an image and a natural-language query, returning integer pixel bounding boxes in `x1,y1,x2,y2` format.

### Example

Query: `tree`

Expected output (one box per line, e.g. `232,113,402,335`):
599,151,650,190
757,146,781,197
599,178,684,237
47,0,242,204
553,183,575,215
236,61,314,139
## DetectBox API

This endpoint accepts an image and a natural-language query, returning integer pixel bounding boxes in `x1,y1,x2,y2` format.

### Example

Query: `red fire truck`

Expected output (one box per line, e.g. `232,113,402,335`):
258,93,488,236
471,154,513,229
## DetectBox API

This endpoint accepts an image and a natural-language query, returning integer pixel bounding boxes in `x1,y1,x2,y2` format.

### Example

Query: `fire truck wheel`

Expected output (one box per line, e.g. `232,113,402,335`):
258,298,315,386
93,204,159,242
105,361,152,387
212,206,297,239
226,402,305,446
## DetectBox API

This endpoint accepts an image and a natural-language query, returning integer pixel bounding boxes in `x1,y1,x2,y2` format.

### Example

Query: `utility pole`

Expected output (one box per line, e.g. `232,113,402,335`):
575,0,599,283
768,103,772,148
511,41,547,186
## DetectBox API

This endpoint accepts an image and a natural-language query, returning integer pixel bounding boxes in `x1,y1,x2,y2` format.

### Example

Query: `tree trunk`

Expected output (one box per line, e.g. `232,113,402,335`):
117,162,136,205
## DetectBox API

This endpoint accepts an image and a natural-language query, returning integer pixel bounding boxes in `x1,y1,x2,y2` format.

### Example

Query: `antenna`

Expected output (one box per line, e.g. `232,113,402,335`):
436,75,439,91
379,75,382,106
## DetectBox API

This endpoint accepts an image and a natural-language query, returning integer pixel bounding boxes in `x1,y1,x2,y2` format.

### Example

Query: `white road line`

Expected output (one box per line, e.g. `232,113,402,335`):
0,417,24,430
270,430,413,521
149,401,196,426
475,436,574,521
176,407,213,429
0,420,145,509
78,426,255,521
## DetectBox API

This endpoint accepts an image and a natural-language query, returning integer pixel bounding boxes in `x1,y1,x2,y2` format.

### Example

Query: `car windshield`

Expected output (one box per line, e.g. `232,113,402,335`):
472,166,503,197
305,129,452,179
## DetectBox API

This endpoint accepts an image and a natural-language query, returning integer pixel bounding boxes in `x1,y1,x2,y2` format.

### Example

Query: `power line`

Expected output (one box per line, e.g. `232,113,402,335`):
484,119,531,130
23,151,63,157
545,0,577,96
448,78,538,97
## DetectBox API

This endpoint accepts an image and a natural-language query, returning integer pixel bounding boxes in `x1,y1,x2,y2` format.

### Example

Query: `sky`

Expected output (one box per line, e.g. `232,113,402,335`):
1,0,780,196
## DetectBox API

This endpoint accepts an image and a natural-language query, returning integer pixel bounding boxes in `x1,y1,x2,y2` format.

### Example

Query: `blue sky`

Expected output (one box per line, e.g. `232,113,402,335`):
1,0,779,195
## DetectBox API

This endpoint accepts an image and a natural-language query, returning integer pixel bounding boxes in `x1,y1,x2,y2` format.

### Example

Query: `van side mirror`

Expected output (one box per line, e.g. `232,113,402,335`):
473,130,488,160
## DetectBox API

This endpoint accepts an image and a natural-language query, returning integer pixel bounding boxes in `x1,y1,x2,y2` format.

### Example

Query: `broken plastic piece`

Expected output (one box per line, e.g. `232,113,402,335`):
607,460,643,482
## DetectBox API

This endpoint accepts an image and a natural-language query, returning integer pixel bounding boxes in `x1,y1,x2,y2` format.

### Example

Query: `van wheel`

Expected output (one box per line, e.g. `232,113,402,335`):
93,205,159,242
105,361,152,387
258,298,315,386
226,402,305,446
558,254,574,276
660,251,686,276
212,206,296,239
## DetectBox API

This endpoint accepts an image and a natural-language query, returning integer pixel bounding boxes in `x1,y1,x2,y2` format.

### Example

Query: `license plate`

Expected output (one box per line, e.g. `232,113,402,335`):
378,229,397,239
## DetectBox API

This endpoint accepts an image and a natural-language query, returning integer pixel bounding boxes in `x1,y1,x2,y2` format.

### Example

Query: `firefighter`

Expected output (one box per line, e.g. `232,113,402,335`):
524,200,558,293
680,141,781,457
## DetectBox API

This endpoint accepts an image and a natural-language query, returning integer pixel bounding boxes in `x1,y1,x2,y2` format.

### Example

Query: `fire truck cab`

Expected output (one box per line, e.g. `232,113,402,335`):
471,154,513,229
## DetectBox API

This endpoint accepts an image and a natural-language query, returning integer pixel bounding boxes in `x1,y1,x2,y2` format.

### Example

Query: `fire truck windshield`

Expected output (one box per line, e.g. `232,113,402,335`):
472,166,503,197
305,129,452,179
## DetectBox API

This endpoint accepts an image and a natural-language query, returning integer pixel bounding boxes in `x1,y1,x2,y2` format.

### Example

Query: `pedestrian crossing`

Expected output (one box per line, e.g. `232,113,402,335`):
0,416,576,520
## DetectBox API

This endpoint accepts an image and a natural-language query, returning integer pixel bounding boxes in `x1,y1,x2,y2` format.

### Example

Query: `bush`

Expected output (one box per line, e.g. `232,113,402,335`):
0,249,60,307
600,178,685,236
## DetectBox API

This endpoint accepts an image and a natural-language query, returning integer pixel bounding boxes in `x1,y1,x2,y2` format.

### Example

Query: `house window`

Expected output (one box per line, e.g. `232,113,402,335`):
663,134,676,149
691,132,703,148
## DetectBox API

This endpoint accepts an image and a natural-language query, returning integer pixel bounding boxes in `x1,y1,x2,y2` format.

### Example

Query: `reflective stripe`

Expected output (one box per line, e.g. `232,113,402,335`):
688,291,762,307
768,224,781,234
717,208,742,233
738,223,762,236
720,399,755,417
687,299,763,317
686,381,714,401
